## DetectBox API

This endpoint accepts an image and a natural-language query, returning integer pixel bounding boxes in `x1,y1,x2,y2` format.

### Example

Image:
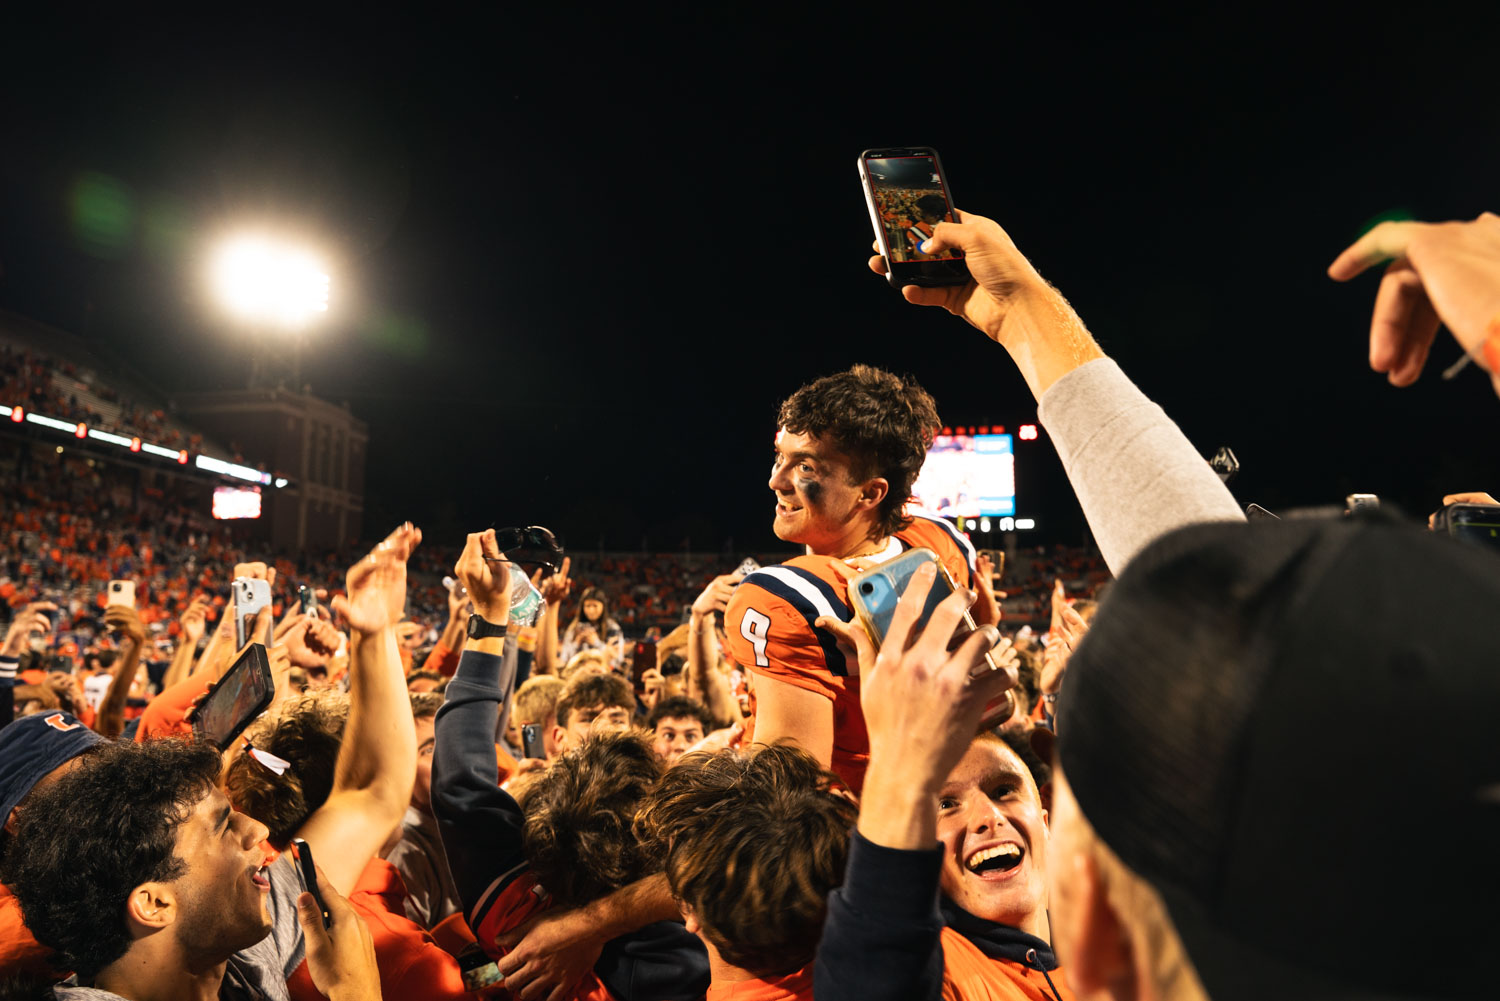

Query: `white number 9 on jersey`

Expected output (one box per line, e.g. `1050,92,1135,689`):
740,608,771,668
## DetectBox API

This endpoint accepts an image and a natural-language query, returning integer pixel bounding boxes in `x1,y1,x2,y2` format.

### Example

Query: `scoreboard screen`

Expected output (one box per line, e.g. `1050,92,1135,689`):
911,434,1015,518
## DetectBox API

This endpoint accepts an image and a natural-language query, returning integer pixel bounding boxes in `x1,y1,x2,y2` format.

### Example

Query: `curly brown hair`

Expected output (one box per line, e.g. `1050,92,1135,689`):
777,364,941,539
1,739,221,980
555,673,634,729
523,730,665,909
635,743,857,976
223,689,349,849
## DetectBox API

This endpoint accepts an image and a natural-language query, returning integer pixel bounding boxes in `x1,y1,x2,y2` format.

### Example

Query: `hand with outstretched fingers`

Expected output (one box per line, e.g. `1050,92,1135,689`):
331,523,422,634
1328,212,1500,393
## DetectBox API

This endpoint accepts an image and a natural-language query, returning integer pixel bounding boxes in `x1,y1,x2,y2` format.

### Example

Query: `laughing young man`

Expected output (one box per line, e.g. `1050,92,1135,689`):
724,364,1000,794
816,563,1073,1001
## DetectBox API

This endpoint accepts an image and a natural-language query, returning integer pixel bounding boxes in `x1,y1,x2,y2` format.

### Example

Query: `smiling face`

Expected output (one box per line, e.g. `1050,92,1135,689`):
168,787,275,962
768,429,886,556
936,738,1050,936
582,599,604,624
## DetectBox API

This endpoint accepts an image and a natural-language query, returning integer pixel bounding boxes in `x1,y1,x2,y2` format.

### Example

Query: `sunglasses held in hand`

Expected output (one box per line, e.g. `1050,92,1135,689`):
481,525,565,573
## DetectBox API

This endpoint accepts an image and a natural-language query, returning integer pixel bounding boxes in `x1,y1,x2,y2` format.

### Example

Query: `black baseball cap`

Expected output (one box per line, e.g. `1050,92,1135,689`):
1057,516,1500,1000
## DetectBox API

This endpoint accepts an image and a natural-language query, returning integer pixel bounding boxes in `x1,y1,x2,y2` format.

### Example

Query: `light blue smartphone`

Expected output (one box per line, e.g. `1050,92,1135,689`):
848,548,961,649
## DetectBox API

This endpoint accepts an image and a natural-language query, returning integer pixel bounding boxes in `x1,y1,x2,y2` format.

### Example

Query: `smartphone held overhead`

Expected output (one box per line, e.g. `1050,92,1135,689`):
106,580,136,609
187,642,275,750
232,576,272,648
859,146,969,289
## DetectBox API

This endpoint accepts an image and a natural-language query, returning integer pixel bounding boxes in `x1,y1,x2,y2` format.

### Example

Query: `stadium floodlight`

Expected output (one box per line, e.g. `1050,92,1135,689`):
211,236,330,327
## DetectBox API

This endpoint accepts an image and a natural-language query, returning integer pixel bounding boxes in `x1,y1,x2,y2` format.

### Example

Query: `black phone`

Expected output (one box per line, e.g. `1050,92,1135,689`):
291,837,331,928
632,639,657,685
521,722,546,760
1432,502,1500,549
297,585,317,616
187,643,275,751
859,146,969,288
458,943,504,991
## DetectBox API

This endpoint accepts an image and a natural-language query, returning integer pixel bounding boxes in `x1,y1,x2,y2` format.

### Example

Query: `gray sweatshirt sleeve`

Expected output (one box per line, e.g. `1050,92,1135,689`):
1037,358,1245,574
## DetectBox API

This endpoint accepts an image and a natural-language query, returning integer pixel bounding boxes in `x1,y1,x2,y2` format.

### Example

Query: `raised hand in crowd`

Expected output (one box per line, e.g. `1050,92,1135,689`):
1040,580,1090,714
96,603,147,738
180,594,212,645
331,523,422,635
875,207,1244,574
638,666,668,713
276,614,342,670
685,570,741,727
1328,212,1500,393
454,528,512,631
871,210,1103,399
233,559,278,589
296,523,422,896
536,556,573,606
296,860,384,1001
1,601,55,659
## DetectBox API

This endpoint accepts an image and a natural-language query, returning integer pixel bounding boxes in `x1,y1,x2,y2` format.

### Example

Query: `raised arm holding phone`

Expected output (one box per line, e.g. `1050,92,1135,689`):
872,204,1244,573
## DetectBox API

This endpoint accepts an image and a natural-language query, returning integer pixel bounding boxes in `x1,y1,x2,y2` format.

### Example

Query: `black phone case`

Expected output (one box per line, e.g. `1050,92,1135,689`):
859,146,970,288
187,643,275,751
291,838,331,928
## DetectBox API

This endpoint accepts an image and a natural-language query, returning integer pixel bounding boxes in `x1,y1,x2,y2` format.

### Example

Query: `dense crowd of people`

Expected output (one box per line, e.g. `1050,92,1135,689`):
0,342,194,448
1,206,1498,1001
870,186,955,263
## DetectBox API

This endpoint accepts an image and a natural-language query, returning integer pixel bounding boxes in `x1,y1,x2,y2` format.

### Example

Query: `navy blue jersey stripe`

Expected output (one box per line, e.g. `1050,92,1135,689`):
742,574,850,678
908,513,978,584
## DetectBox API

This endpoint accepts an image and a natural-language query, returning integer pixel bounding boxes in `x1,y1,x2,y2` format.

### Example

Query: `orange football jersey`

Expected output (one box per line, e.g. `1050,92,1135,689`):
724,511,976,793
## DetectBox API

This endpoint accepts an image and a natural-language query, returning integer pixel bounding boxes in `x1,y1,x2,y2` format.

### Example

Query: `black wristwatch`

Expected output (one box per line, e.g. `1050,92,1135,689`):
466,614,508,640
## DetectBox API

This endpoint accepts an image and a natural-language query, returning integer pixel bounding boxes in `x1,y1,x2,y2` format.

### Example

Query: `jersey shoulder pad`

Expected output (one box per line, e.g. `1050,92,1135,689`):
900,509,978,580
724,558,854,681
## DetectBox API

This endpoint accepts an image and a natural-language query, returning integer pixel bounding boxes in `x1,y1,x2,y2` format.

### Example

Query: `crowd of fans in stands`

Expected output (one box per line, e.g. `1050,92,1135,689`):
1,205,1498,1001
0,343,193,448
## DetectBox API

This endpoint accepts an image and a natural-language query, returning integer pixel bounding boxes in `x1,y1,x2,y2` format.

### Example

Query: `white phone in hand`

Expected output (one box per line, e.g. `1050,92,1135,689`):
106,580,136,609
232,577,273,648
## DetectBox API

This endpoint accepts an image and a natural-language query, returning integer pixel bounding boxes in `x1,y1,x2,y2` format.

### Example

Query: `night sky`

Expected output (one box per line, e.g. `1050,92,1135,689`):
3,10,1498,553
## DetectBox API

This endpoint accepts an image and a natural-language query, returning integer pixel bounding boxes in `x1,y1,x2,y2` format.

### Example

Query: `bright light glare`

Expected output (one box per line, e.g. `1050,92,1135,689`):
212,237,330,326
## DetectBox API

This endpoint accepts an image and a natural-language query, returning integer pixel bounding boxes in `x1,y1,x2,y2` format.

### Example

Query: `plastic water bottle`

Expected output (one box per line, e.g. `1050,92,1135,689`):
509,570,544,627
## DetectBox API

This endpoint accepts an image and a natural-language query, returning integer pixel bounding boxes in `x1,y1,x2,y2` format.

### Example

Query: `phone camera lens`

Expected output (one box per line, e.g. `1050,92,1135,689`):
860,582,874,594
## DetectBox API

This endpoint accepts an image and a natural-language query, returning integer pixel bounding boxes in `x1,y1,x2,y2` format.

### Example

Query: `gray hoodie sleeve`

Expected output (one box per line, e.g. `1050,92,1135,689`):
1037,358,1245,574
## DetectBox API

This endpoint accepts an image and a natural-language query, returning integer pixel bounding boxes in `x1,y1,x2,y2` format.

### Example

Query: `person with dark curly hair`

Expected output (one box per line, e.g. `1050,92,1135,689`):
634,743,857,997
724,364,1001,795
432,529,708,1001
644,695,713,767
0,738,378,1001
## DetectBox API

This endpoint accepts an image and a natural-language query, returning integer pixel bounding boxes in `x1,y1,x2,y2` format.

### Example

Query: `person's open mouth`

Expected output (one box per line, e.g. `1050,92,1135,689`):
965,842,1023,880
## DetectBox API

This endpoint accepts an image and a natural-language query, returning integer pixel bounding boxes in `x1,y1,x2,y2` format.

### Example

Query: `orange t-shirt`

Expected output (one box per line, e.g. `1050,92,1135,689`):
286,858,474,1001
707,964,813,1000
134,674,211,742
938,928,1076,1001
0,883,56,979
